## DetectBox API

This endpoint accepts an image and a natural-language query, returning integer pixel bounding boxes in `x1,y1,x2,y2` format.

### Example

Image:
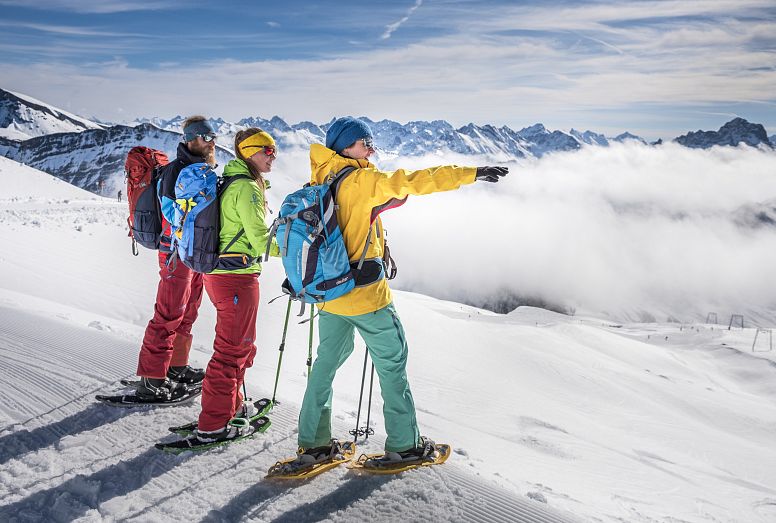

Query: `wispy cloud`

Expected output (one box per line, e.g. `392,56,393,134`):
0,20,145,38
0,0,179,13
381,0,422,40
267,21,280,28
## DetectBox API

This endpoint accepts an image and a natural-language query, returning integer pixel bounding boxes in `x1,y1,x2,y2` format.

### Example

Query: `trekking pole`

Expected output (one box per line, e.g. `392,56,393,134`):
306,306,315,379
364,362,375,440
350,347,369,442
270,297,293,407
242,382,250,403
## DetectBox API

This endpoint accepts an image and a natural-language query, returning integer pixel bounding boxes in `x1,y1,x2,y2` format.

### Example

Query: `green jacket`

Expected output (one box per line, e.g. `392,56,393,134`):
211,158,279,275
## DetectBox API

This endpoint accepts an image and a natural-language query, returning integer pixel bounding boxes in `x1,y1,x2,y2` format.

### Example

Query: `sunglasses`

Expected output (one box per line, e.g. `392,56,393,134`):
243,145,277,156
361,137,374,149
198,134,216,142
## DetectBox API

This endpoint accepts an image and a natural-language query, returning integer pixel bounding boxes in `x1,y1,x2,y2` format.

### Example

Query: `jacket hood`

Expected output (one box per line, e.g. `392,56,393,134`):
175,142,206,166
309,143,372,185
223,158,250,177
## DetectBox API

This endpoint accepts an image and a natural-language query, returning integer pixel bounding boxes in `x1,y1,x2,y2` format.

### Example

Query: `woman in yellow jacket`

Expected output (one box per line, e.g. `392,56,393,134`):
291,117,508,468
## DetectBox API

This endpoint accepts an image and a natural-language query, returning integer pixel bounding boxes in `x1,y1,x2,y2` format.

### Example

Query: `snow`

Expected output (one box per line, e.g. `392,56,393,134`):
1,89,103,140
1,157,776,522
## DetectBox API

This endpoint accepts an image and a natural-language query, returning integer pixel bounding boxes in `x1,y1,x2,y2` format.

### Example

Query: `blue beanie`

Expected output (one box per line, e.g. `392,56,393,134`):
325,117,373,154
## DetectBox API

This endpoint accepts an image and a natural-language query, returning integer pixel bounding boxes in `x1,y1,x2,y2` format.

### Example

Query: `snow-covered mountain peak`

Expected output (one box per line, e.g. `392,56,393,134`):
569,128,610,146
0,87,104,141
674,117,772,149
517,123,548,136
613,131,647,144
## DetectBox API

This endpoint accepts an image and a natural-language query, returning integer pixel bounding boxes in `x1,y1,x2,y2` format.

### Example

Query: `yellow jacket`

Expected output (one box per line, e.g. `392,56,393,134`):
309,143,477,316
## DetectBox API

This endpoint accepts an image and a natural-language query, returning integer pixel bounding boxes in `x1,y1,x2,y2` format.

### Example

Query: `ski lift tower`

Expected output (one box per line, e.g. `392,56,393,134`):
728,314,744,330
752,329,773,352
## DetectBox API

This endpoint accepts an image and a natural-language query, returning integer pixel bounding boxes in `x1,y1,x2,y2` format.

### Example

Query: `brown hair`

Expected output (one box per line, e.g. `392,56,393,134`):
234,127,266,194
182,114,207,132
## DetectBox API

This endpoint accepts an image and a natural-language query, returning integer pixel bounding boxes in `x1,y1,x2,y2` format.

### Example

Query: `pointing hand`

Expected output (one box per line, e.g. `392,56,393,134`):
475,166,509,183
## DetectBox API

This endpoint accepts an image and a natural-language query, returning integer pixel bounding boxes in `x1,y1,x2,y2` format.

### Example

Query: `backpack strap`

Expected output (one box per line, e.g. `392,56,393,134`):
217,173,253,253
221,228,246,253
327,165,356,194
355,224,373,271
326,165,377,270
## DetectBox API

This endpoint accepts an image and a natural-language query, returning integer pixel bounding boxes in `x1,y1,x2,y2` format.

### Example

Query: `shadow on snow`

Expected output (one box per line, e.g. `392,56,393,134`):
202,471,395,522
0,447,191,520
0,403,133,466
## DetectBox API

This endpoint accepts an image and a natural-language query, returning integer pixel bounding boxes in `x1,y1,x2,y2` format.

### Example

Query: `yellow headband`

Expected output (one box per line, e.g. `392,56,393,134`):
237,131,276,158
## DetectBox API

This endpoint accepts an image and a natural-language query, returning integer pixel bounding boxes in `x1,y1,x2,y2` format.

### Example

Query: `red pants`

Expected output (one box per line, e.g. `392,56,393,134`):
136,252,204,378
198,273,259,432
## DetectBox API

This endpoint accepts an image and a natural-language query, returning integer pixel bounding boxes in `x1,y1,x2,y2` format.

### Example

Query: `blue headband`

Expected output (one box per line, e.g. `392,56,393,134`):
182,120,216,142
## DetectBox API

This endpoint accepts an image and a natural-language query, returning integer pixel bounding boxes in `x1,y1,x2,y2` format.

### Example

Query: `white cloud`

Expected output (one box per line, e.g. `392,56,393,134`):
364,144,776,323
381,0,423,40
259,143,776,324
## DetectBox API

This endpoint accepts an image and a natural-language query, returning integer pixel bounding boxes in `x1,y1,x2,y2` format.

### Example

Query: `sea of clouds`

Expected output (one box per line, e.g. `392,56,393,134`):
267,142,776,324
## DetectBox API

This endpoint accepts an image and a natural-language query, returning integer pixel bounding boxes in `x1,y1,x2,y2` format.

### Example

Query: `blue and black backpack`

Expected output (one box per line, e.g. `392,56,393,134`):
169,163,252,273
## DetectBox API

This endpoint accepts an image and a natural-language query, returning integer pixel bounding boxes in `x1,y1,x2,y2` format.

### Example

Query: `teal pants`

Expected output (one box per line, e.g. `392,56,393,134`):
297,303,421,452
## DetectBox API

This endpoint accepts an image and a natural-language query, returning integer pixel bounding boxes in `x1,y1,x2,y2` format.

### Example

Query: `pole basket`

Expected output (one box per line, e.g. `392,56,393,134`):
349,426,375,438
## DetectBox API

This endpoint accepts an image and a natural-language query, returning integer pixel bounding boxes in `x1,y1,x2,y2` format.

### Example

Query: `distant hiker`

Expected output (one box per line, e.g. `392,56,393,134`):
134,116,218,401
283,116,508,470
117,189,122,202
182,128,280,445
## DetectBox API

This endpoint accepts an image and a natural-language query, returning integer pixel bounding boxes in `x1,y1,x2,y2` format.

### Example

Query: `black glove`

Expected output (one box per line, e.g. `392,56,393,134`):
475,166,508,183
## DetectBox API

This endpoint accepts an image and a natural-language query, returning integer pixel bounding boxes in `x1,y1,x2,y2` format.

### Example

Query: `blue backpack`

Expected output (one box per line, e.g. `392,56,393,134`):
170,163,251,273
267,166,374,306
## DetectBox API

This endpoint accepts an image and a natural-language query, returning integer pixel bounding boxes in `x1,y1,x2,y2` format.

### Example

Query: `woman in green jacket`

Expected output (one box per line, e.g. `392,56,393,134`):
194,127,278,443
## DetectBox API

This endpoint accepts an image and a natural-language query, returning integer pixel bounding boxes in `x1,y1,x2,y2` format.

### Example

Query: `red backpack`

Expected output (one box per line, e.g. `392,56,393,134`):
125,146,169,255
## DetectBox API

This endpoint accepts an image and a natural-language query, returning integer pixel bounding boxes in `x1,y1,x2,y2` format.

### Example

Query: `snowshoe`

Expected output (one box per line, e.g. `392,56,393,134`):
266,439,356,480
350,437,451,474
96,380,201,407
168,398,273,436
155,415,271,454
118,365,205,387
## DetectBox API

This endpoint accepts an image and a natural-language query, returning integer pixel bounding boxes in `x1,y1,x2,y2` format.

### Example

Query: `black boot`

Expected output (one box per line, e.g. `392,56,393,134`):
167,365,205,385
136,377,176,401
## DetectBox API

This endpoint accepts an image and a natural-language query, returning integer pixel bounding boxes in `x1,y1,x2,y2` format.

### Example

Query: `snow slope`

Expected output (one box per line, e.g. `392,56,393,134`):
1,157,775,522
0,88,104,141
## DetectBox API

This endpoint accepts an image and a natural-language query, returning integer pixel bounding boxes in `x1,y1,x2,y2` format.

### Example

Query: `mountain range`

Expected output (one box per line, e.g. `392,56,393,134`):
0,122,233,194
0,87,773,195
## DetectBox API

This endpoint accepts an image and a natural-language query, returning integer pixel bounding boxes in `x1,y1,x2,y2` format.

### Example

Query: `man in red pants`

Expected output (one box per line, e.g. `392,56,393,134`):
134,115,217,401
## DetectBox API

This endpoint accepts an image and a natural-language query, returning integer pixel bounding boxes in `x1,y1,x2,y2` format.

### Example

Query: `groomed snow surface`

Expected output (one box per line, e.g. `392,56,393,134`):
0,156,775,522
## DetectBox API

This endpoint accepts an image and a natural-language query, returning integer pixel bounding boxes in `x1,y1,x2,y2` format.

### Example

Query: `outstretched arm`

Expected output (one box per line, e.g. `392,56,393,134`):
356,164,508,204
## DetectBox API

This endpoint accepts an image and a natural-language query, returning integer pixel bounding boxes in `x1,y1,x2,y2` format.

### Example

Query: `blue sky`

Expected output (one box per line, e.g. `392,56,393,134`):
1,0,775,140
